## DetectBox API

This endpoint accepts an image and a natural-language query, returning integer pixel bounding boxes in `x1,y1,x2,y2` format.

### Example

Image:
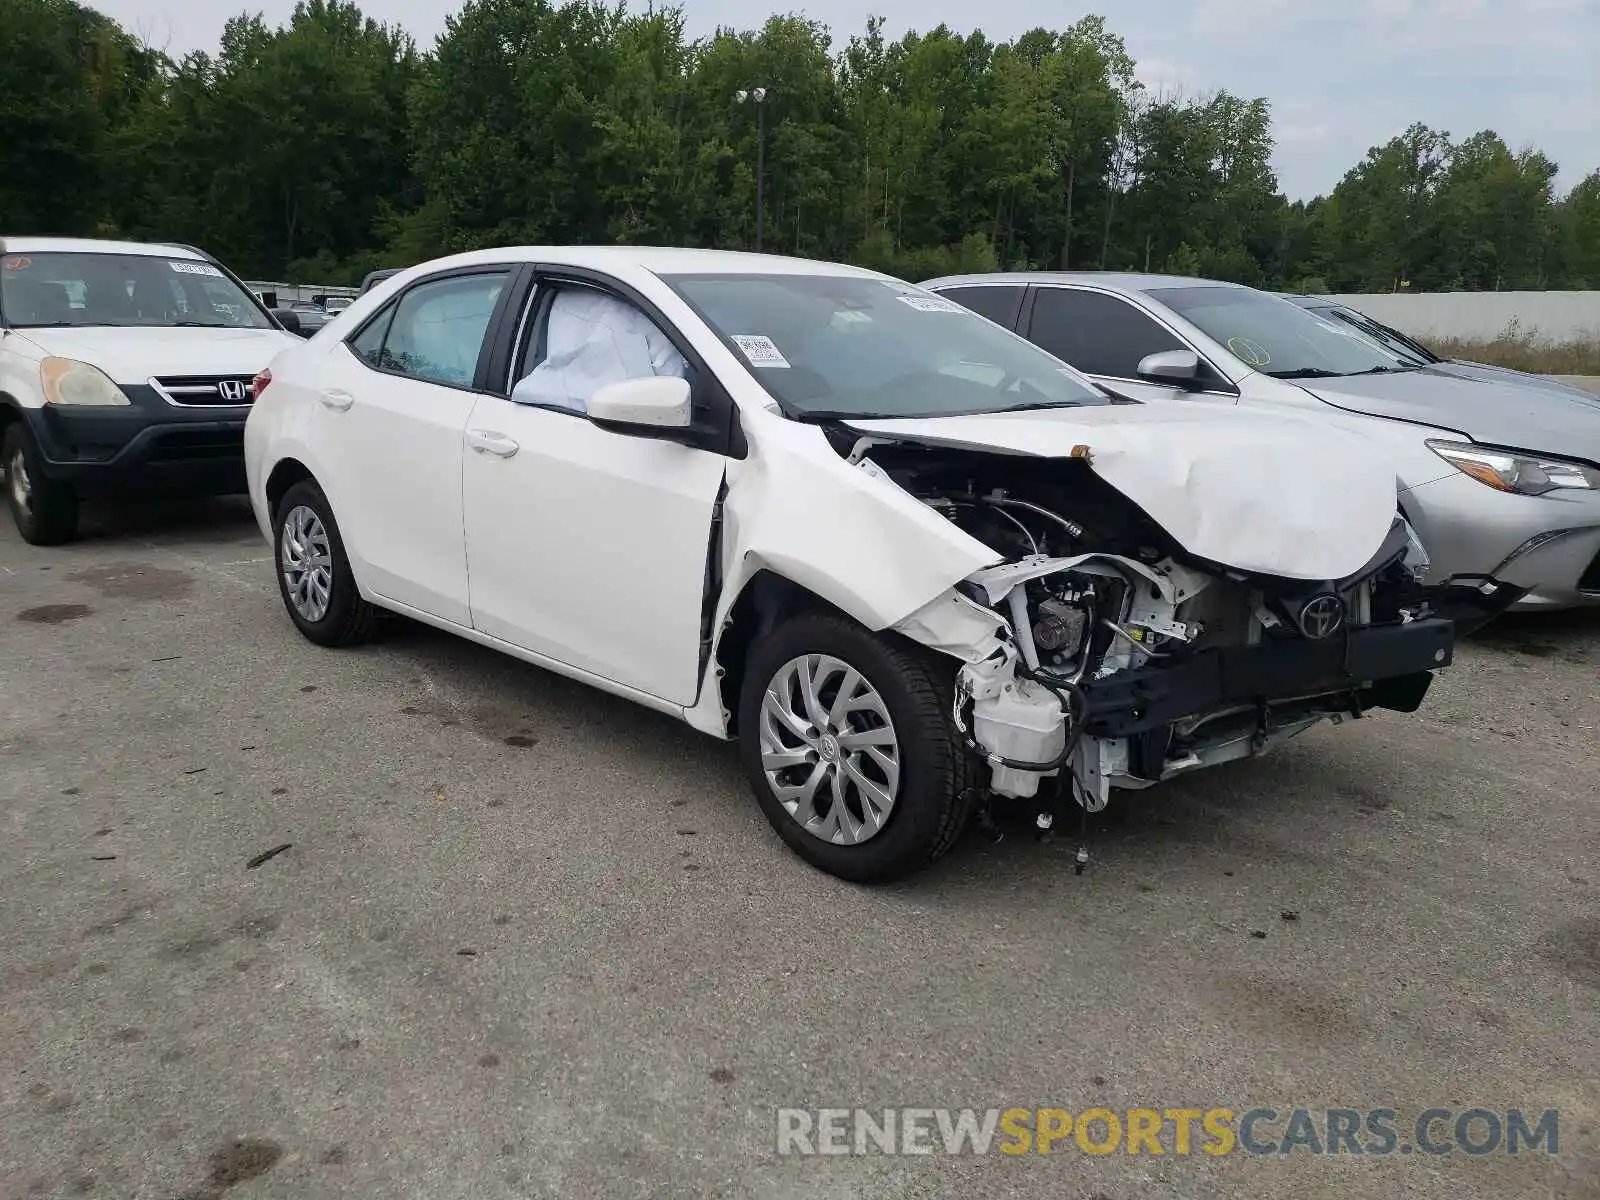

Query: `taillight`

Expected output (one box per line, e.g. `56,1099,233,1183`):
251,369,272,401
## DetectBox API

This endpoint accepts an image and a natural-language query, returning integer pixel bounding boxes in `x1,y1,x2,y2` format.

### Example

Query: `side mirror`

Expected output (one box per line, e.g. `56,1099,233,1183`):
272,308,303,336
588,375,692,431
1137,349,1202,389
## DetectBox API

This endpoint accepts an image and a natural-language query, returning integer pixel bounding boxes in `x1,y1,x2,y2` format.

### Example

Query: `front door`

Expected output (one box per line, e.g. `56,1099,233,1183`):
461,282,726,705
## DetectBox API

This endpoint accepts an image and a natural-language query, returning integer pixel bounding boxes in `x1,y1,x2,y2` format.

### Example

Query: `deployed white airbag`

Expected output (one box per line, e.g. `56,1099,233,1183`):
512,288,687,413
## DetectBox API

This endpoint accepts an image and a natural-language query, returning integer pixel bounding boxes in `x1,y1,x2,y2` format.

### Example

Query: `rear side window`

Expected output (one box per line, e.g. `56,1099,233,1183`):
939,284,1025,330
349,306,394,368
350,271,508,388
1027,288,1184,379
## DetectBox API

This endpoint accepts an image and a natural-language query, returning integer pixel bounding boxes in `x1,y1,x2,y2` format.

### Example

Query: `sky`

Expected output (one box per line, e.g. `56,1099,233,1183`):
97,0,1600,201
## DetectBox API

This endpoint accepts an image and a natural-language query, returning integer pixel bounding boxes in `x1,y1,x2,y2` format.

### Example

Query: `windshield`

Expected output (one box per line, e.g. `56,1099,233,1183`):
663,273,1111,419
1148,285,1415,379
1314,305,1440,366
1,251,271,329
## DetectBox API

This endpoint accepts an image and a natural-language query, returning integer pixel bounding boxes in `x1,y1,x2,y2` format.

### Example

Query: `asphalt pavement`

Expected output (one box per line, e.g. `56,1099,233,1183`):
2,498,1596,1200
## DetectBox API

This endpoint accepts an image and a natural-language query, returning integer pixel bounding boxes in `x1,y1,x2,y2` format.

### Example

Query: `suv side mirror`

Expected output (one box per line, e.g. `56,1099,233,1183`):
1137,349,1202,389
588,375,692,431
272,308,303,336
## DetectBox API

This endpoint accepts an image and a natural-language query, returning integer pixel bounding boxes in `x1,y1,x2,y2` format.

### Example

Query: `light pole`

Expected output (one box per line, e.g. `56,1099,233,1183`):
735,87,768,252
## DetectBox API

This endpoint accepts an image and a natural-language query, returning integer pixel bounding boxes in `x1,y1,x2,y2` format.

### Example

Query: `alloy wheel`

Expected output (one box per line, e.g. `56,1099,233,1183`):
280,504,334,622
758,653,901,845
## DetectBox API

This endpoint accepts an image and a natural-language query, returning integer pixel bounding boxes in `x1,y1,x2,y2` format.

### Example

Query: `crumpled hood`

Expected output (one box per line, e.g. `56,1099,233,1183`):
1299,368,1600,465
18,325,299,385
845,403,1398,582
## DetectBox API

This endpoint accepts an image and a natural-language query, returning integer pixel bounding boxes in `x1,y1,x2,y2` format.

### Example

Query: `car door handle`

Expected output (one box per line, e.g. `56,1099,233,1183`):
319,388,354,411
465,429,520,458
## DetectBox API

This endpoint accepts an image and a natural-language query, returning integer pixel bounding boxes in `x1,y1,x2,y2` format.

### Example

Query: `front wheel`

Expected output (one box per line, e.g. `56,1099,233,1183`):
737,611,976,883
4,423,78,545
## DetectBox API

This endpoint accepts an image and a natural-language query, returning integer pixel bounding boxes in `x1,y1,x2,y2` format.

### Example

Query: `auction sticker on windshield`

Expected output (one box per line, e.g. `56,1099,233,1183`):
169,261,224,277
732,334,791,368
897,294,964,313
3,256,31,271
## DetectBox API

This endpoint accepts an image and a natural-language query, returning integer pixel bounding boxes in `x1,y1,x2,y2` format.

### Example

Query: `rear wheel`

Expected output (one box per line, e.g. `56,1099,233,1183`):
738,611,975,883
272,479,378,646
3,423,78,545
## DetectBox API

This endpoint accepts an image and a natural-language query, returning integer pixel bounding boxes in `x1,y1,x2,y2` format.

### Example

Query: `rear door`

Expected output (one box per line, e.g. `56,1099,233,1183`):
310,265,523,625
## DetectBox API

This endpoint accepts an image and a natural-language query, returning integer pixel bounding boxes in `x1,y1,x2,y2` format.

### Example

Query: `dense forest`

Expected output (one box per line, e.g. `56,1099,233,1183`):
7,0,1600,292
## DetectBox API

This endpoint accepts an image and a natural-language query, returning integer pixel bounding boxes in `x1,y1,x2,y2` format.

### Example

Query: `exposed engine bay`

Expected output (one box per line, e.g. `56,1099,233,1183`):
850,437,1518,815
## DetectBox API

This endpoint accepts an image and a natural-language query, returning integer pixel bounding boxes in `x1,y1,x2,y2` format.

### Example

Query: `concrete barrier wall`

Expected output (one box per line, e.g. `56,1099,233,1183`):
1550,375,1600,394
1325,292,1600,345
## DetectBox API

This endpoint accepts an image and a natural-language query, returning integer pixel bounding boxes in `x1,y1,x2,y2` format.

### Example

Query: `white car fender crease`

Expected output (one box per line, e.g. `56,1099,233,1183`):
844,407,1401,581
889,589,1009,664
721,424,1001,628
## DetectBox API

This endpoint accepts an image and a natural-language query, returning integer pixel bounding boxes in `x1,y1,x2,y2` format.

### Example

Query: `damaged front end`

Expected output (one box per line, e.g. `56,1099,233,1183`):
871,442,1524,814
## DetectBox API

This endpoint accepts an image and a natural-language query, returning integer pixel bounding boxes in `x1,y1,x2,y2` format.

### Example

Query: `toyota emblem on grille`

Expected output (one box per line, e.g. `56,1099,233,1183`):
1298,594,1345,639
218,379,248,402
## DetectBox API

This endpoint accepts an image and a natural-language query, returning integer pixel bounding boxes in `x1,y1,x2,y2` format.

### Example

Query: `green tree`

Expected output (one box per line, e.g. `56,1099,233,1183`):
0,0,159,235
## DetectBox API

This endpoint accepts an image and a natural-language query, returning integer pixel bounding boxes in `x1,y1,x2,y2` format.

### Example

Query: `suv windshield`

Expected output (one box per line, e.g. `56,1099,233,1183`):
1,251,271,330
664,273,1110,419
1149,285,1414,379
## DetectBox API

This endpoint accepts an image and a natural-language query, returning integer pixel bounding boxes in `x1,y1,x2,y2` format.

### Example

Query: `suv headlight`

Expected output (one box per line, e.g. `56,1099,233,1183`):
40,357,131,407
1426,439,1599,496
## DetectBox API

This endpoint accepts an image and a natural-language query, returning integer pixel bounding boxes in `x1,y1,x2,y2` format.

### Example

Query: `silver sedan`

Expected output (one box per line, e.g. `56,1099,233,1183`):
925,272,1600,610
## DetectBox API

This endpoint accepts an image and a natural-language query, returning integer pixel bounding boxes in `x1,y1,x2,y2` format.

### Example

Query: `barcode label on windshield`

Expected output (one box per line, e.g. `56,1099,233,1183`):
731,334,791,368
169,261,223,277
897,294,963,313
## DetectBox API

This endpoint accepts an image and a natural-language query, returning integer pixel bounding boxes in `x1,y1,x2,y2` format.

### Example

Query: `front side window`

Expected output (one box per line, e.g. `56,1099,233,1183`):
0,251,271,329
663,273,1109,420
1027,288,1186,379
372,271,507,388
1149,286,1418,379
511,286,688,414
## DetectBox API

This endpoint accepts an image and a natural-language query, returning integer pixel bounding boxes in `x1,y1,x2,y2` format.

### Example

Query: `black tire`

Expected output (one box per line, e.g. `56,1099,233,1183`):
4,423,79,545
738,611,977,883
271,479,378,647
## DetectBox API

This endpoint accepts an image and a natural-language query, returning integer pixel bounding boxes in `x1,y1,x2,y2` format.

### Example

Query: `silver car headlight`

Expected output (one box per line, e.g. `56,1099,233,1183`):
1426,439,1600,496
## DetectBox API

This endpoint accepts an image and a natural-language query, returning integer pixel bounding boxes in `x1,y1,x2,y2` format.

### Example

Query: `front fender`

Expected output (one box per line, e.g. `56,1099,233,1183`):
682,420,1003,735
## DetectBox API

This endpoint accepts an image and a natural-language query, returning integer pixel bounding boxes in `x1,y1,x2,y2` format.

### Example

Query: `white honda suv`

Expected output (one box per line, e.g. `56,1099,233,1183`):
0,237,300,543
243,247,1517,881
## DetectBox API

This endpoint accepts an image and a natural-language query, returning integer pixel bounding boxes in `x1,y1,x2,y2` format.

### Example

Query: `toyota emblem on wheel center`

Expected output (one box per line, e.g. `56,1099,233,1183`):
1297,594,1345,639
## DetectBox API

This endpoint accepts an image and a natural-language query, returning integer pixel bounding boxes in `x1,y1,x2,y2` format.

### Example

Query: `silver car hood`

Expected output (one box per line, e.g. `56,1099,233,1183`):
844,404,1398,582
1437,360,1600,399
1298,368,1600,463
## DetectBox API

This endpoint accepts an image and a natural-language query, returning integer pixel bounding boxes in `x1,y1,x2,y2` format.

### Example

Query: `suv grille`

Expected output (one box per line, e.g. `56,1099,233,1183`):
151,375,254,406
145,428,245,462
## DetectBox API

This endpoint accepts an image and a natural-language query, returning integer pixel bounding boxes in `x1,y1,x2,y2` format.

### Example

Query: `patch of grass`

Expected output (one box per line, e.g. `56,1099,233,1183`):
1431,320,1600,375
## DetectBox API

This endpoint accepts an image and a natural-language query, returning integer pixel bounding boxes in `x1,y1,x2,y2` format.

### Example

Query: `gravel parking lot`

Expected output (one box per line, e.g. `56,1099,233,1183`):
2,499,1597,1200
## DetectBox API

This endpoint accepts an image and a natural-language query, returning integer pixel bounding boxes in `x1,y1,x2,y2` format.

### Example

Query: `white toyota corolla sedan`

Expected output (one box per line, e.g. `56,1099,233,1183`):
243,247,1518,881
